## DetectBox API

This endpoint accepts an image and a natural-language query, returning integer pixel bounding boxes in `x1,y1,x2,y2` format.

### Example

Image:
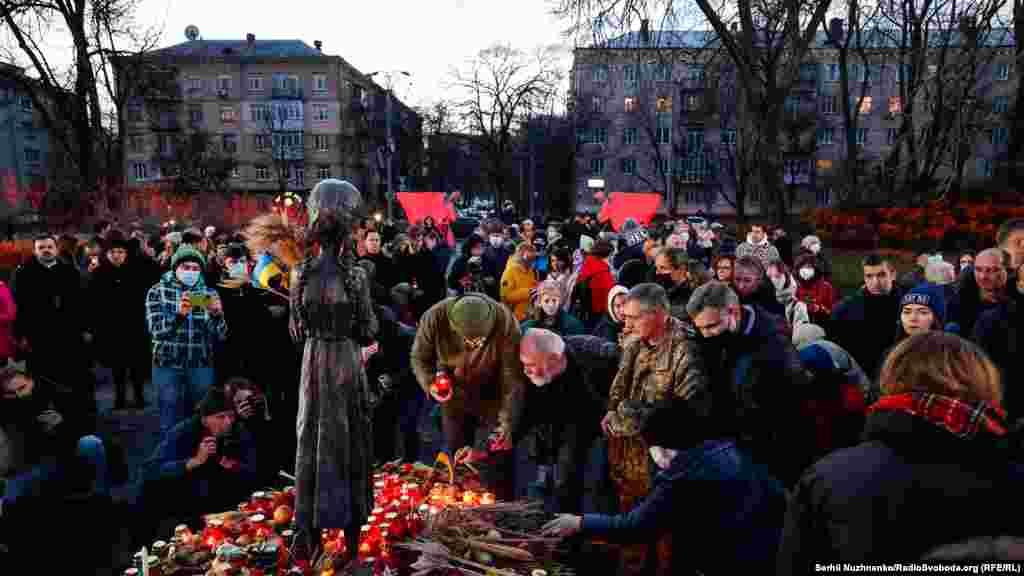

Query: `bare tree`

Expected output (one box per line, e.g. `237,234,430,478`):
448,43,565,207
150,130,236,198
249,99,307,196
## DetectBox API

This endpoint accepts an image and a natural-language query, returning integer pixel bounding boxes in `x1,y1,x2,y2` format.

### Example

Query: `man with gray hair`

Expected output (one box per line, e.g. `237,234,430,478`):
687,281,809,484
948,247,1012,335
517,329,620,512
603,283,708,528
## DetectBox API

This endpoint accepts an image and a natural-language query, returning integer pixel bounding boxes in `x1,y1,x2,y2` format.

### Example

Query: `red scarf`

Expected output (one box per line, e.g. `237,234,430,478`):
869,392,1008,439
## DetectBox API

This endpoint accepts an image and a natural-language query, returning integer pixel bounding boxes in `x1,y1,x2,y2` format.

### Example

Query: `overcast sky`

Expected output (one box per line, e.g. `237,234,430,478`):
134,0,574,107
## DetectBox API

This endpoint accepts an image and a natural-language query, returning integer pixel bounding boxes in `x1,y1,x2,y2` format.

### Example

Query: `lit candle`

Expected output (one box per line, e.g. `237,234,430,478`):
481,492,496,505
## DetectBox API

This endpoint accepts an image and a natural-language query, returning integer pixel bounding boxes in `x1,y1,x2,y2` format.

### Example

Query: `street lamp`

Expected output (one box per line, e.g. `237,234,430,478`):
366,70,412,221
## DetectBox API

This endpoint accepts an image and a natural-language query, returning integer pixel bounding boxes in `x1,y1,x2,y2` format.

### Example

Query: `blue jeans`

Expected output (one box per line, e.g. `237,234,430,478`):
2,435,109,506
154,366,215,436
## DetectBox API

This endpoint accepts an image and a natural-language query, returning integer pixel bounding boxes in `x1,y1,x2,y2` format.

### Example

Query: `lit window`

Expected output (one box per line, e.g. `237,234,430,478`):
816,159,833,173
656,96,672,113
888,96,902,114
858,96,873,115
624,97,637,113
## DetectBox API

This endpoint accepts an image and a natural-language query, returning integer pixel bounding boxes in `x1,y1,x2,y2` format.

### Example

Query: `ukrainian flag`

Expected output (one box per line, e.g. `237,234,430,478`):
251,252,289,292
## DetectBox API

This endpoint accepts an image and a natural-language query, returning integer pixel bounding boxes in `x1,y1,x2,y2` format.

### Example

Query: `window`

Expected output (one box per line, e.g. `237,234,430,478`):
217,76,231,92
187,77,203,93
858,96,873,115
132,162,148,181
274,132,303,149
592,96,603,113
293,167,305,187
19,95,32,112
655,114,671,145
313,104,330,122
223,134,238,154
685,94,701,112
248,75,264,91
256,166,270,180
688,64,705,81
623,127,638,145
24,148,40,164
887,127,898,145
220,106,237,123
286,102,302,120
816,159,833,173
590,158,605,175
888,96,903,114
978,158,993,177
816,187,832,206
784,159,810,184
621,158,637,175
254,134,269,151
863,64,881,82
593,127,608,144
656,96,672,113
128,135,143,153
231,165,241,179
996,63,1010,81
680,155,708,183
624,97,637,113
992,126,1009,146
799,63,817,82
855,127,867,145
686,127,704,154
897,64,912,84
189,106,203,124
993,96,1009,114
250,104,270,123
822,95,837,115
592,64,609,83
623,65,638,91
653,64,670,82
817,126,834,145
656,157,670,174
576,128,590,145
313,74,328,93
317,165,331,180
158,134,174,156
784,96,800,113
722,128,737,146
828,63,840,81
313,134,330,152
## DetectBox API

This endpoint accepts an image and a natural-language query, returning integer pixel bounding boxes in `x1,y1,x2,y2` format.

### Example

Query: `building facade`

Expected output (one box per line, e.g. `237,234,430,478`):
117,33,420,204
0,63,56,209
571,23,1017,215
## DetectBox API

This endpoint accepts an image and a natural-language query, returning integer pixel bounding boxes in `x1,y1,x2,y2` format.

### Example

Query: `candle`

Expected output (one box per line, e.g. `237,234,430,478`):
481,492,496,505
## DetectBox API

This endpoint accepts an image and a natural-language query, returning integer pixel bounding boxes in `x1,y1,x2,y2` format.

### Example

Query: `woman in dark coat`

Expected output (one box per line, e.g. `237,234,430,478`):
290,180,379,558
778,332,1024,572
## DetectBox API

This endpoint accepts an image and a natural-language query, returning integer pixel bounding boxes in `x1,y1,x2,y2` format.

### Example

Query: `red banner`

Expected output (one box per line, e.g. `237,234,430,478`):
3,170,16,207
597,192,663,231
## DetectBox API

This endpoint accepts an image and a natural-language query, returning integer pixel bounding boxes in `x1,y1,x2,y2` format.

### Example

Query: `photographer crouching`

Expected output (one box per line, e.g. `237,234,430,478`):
139,386,263,523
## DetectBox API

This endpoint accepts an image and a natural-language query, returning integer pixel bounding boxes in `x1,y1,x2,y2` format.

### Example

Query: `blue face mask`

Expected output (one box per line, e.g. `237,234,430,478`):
177,269,200,287
229,262,247,279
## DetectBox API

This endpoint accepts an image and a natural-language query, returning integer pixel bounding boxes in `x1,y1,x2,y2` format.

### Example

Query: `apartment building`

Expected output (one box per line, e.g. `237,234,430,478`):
0,63,58,209
571,21,1017,214
118,31,420,200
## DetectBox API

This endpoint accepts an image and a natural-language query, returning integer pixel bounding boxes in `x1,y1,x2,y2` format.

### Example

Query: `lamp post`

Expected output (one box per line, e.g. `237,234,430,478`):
366,71,411,221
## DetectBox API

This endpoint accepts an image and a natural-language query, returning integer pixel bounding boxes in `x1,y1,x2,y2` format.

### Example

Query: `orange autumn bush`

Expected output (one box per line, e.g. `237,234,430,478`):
802,202,1022,249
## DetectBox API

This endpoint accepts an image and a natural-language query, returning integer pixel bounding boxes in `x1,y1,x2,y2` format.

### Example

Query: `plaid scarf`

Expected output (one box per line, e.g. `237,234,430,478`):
869,392,1008,439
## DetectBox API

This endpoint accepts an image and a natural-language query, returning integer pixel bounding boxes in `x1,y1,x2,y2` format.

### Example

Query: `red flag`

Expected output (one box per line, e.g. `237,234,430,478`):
396,192,448,227
597,192,662,231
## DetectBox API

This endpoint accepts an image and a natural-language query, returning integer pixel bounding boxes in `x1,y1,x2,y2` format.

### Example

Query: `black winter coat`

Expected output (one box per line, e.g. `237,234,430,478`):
9,258,86,347
778,409,1024,572
591,314,622,343
88,261,148,362
973,298,1024,417
949,267,1014,337
831,287,904,379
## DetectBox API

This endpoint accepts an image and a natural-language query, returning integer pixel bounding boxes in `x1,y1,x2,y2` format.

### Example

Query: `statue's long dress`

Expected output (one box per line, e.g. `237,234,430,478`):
290,256,378,551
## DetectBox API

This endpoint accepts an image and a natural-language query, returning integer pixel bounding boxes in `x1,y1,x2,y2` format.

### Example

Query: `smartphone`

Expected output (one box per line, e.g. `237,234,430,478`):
188,292,211,309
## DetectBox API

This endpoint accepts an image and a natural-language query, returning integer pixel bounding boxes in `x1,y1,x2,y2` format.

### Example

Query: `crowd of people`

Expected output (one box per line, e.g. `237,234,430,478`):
2,180,1024,573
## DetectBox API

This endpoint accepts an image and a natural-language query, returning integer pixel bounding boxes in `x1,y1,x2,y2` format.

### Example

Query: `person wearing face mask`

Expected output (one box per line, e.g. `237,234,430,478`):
593,285,629,344
799,235,832,282
973,260,1024,417
213,244,279,389
482,221,513,283
543,398,785,575
687,281,810,485
146,245,228,436
87,232,149,410
793,253,835,325
766,259,810,337
500,241,540,322
653,247,694,320
10,234,93,415
521,280,585,336
410,294,527,500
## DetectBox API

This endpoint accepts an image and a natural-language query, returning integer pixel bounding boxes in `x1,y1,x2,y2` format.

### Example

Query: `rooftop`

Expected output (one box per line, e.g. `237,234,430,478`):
148,38,327,59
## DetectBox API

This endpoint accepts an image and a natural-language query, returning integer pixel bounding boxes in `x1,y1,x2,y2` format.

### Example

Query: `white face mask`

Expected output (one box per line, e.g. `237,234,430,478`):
177,269,200,287
541,301,560,316
799,267,815,281
809,243,821,254
489,235,503,248
770,275,786,290
680,233,690,243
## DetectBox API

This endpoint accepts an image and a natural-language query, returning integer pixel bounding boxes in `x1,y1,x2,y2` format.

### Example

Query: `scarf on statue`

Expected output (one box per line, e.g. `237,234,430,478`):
868,392,1008,440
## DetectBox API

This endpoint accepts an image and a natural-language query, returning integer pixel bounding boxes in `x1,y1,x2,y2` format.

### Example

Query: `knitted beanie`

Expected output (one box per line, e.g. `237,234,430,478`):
448,294,496,339
901,283,946,324
171,245,206,270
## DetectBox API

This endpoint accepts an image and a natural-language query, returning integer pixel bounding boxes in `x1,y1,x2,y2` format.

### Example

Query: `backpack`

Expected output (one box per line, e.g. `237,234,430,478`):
570,275,595,326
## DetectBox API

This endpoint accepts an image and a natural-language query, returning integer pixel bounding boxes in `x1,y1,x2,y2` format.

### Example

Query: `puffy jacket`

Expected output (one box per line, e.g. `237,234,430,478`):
576,255,615,318
500,258,538,321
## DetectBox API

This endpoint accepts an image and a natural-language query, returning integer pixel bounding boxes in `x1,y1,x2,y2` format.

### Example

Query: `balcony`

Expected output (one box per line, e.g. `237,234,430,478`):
272,145,304,161
272,87,303,99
